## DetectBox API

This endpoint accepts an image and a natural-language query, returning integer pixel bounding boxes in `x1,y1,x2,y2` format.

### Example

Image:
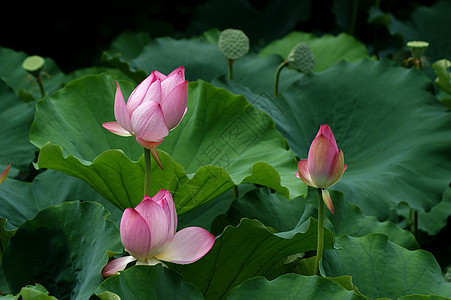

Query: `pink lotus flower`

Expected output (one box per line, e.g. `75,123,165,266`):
102,189,215,277
297,125,347,213
102,67,188,166
0,164,11,184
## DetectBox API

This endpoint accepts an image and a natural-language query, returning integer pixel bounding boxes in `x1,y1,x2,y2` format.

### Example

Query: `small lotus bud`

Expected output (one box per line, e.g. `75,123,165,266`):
22,55,45,77
407,41,429,60
432,59,451,94
218,29,250,60
287,43,315,74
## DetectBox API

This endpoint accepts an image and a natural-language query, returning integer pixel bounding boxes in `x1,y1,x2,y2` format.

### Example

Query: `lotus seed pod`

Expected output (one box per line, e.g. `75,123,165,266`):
407,41,429,59
287,43,315,74
22,55,45,76
218,29,250,60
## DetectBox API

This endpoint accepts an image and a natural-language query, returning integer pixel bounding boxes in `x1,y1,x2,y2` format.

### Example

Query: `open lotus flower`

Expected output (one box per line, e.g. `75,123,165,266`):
296,125,347,214
0,163,11,184
102,189,215,277
102,66,188,168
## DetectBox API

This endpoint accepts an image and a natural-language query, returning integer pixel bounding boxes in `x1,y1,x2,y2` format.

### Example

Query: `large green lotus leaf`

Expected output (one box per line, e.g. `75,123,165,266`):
397,186,451,236
34,144,187,211
2,283,58,300
65,66,138,86
0,220,14,293
226,188,308,232
0,170,122,232
322,234,451,299
225,188,417,250
369,1,451,62
101,31,151,83
0,170,122,295
418,186,451,235
0,79,36,170
30,75,306,211
130,37,226,82
103,32,305,93
0,47,66,101
95,265,203,300
228,273,366,300
324,190,418,250
216,59,451,219
174,218,334,300
259,31,372,72
177,184,255,231
0,218,14,259
398,296,451,300
2,201,122,299
102,32,309,99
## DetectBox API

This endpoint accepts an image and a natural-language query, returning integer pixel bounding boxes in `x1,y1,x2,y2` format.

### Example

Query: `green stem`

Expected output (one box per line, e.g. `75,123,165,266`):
314,188,325,276
409,208,418,239
349,0,359,35
409,207,413,227
144,147,152,197
413,210,418,239
34,75,45,98
233,186,239,199
227,58,234,80
274,60,287,96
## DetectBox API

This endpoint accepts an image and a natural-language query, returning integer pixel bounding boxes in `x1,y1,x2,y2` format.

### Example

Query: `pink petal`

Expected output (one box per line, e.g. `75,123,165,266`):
127,73,157,113
120,208,151,261
153,190,177,239
130,101,169,141
0,163,11,184
167,66,185,78
153,70,167,81
101,256,137,277
150,148,164,170
114,82,132,132
316,125,338,152
141,79,162,105
161,68,186,101
155,227,215,264
296,159,315,187
136,137,163,150
325,150,346,187
102,122,132,137
135,197,171,256
152,189,169,202
161,81,188,130
308,134,338,188
321,189,334,214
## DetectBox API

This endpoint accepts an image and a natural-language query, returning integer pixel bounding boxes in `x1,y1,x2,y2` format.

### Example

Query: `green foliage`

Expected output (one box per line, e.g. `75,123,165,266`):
215,59,451,222
0,79,36,170
228,274,367,299
371,1,451,62
1,1,451,298
2,283,58,300
260,32,372,72
174,218,334,299
96,265,203,300
2,201,122,299
322,234,451,299
30,75,306,211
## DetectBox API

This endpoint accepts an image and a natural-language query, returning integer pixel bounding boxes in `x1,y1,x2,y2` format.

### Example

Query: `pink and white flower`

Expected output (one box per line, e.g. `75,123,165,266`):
102,189,215,277
102,67,188,167
296,125,347,213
